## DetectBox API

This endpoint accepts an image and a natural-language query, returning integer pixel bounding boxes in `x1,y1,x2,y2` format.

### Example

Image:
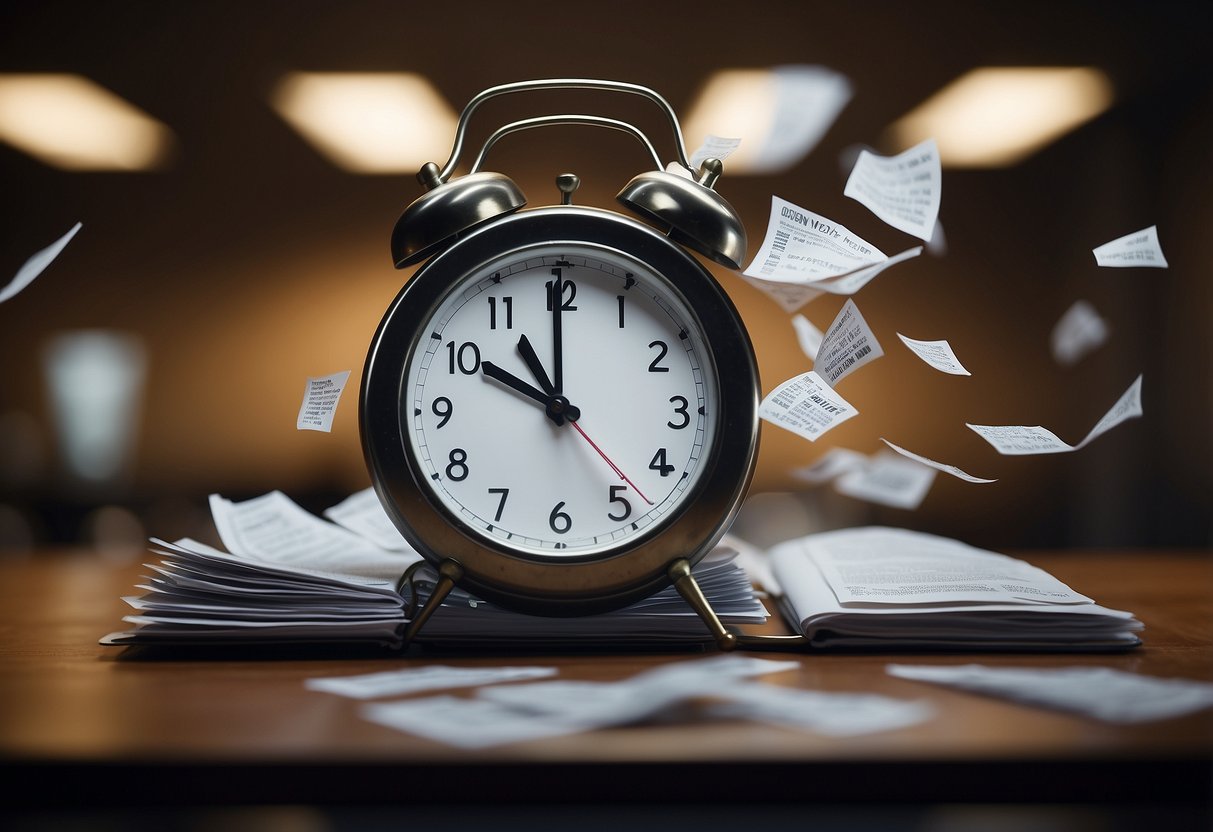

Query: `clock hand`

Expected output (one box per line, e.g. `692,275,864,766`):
517,334,555,395
551,270,564,394
482,361,580,424
568,420,654,506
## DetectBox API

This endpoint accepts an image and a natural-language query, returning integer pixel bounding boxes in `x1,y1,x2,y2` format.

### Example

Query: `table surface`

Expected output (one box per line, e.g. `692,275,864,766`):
1,547,1210,808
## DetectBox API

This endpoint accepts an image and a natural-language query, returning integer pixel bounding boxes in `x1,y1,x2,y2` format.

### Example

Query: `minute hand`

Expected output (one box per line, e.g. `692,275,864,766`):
551,269,564,393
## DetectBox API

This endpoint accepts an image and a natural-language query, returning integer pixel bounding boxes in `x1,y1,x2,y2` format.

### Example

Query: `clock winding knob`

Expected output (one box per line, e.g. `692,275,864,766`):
556,173,580,205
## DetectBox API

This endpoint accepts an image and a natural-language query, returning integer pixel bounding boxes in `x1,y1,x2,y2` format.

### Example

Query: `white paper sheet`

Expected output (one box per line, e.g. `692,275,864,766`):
1050,300,1109,367
209,490,419,582
791,314,824,360
887,664,1213,723
296,370,351,432
833,450,936,510
689,134,741,170
843,138,941,241
926,220,947,256
704,683,934,736
324,487,415,551
306,665,557,700
967,374,1143,455
749,65,853,174
897,333,970,375
742,197,920,311
879,438,996,483
792,448,867,484
1092,225,1168,268
759,370,858,441
815,299,884,386
806,527,1093,606
0,222,82,304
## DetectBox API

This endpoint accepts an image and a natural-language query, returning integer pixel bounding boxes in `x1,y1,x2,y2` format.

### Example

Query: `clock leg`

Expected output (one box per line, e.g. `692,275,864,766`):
668,559,738,652
400,559,465,649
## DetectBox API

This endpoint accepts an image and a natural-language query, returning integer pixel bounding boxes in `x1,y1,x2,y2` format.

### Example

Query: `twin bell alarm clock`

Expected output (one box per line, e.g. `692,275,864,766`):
361,79,790,651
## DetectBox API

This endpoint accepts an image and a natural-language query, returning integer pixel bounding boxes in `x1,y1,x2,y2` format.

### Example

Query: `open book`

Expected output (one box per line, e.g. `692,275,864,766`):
100,490,768,650
757,526,1143,651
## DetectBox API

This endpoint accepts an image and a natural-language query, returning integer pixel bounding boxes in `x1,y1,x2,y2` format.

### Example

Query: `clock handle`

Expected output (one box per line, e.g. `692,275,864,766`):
467,114,665,174
434,78,692,184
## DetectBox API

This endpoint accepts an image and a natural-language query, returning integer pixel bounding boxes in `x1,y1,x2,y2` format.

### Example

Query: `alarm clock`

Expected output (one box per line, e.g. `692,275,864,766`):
360,79,761,649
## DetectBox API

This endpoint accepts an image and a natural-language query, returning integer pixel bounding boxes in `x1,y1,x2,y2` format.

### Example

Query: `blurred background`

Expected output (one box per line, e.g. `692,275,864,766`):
0,0,1209,558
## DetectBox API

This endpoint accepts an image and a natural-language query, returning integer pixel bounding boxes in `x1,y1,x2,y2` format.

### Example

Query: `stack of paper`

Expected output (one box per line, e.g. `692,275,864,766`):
100,490,767,650
767,526,1142,651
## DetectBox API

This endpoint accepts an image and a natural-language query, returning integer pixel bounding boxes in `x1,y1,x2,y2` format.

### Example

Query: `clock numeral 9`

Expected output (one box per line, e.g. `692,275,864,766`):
668,395,690,429
446,341,481,375
432,397,453,429
648,340,669,372
607,485,632,522
446,448,469,481
649,448,675,477
549,501,572,534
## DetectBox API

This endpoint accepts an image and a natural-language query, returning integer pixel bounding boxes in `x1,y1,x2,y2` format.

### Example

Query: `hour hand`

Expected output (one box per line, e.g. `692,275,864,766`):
517,334,555,395
482,361,549,408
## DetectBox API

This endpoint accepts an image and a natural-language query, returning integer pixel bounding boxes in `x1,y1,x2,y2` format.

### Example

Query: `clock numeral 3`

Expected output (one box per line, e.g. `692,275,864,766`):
446,448,469,481
648,448,675,477
607,485,632,522
668,395,690,429
549,501,572,534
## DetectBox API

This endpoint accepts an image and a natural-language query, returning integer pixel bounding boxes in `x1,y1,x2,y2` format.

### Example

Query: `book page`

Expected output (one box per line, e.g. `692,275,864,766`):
804,527,1093,606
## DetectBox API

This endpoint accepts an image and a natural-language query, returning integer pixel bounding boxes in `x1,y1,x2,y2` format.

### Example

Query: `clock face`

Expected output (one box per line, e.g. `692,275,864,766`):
403,243,718,560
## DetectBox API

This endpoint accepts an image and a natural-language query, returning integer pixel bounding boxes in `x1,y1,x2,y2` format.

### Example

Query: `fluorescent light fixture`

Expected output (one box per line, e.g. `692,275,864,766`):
0,74,174,171
885,67,1114,168
271,72,457,173
682,66,852,174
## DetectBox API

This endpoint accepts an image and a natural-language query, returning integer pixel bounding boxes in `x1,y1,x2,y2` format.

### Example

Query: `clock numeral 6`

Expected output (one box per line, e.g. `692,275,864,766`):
446,341,481,375
446,448,469,481
648,448,675,477
607,485,632,522
549,501,572,534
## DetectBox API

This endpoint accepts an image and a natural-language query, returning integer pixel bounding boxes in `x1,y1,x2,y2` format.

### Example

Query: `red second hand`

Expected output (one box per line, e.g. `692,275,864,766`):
569,420,654,506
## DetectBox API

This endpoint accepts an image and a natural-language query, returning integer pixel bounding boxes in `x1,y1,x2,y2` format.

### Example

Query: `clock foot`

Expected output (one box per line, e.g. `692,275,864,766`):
400,559,464,649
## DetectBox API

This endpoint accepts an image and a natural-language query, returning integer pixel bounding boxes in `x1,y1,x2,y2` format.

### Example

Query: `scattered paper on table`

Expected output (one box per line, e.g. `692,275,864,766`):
742,196,920,311
880,438,996,483
967,374,1142,455
834,450,936,510
815,299,884,386
791,314,824,360
704,682,934,736
1092,225,1168,268
307,665,557,700
792,447,867,484
689,134,741,170
810,527,1092,606
887,664,1213,723
843,138,941,241
0,222,82,304
324,487,413,551
760,370,858,441
362,656,799,748
1050,300,1109,366
897,333,970,376
297,370,351,432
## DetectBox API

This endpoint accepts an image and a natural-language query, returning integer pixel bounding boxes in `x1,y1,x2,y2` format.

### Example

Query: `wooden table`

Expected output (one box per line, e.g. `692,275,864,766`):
1,548,1210,821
